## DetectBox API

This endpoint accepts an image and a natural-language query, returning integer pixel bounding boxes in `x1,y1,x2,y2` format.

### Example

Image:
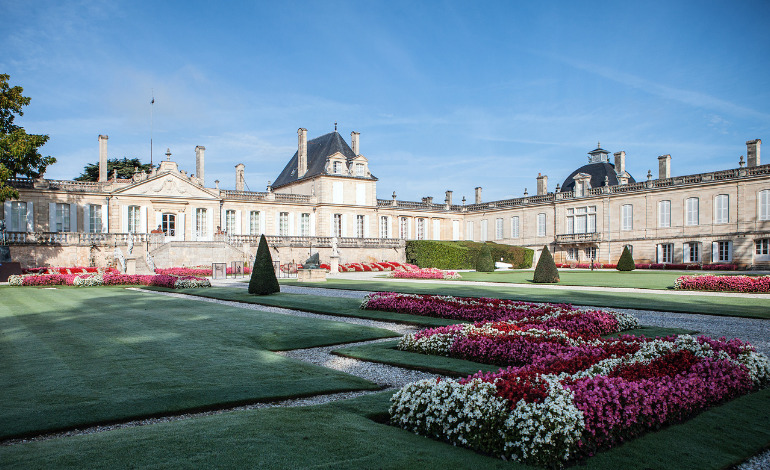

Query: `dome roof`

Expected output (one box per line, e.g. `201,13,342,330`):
560,162,636,193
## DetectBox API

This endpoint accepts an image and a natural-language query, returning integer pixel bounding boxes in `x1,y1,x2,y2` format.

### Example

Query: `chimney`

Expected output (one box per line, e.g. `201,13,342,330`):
98,135,108,182
235,163,245,191
658,154,671,179
475,187,482,204
351,131,360,156
747,139,761,167
297,128,308,178
614,151,626,174
195,146,205,185
422,196,433,205
445,190,453,206
536,173,548,196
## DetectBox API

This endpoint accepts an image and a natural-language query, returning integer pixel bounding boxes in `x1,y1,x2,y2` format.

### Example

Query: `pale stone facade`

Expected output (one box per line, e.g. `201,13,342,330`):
2,130,769,272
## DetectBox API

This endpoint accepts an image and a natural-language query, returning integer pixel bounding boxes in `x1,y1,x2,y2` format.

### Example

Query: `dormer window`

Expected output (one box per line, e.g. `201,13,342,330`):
333,161,343,174
356,163,365,177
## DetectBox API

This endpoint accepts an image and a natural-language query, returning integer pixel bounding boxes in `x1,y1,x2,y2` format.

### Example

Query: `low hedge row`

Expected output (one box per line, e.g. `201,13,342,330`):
405,240,533,270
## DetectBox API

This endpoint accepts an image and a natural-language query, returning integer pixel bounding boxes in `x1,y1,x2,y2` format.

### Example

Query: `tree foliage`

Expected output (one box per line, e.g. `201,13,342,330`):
74,157,153,181
475,243,496,272
248,234,280,295
617,246,636,271
0,74,54,201
533,245,560,283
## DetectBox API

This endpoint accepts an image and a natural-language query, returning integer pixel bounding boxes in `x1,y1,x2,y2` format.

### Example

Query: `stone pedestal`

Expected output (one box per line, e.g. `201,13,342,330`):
125,255,137,275
0,246,22,282
329,255,340,275
297,268,326,282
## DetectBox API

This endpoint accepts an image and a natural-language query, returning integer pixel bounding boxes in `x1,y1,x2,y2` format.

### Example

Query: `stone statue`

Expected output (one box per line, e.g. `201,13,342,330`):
303,252,320,269
331,236,339,256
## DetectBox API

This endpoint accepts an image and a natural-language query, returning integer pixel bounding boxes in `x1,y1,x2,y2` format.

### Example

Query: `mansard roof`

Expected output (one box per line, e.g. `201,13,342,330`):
560,162,636,193
272,131,376,189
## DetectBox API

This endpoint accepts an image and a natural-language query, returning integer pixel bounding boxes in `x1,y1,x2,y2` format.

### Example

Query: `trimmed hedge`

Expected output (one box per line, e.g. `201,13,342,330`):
617,246,636,271
405,240,533,270
249,234,280,295
533,245,559,283
475,243,495,272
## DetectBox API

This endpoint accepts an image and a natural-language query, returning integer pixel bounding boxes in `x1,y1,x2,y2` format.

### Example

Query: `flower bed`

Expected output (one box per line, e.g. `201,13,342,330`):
155,266,252,277
391,334,770,466
8,272,210,289
554,263,738,270
22,266,120,275
360,293,637,331
389,268,461,280
318,261,417,273
674,274,770,293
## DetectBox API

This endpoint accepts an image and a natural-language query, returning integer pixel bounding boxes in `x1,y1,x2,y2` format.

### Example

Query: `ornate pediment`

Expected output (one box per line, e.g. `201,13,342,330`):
112,172,219,199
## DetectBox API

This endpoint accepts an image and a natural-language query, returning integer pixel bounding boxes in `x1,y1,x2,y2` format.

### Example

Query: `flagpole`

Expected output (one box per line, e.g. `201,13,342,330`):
150,91,154,166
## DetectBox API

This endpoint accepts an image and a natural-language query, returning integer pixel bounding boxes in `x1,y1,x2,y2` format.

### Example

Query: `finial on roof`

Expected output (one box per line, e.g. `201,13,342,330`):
597,141,601,148
334,122,337,132
165,148,171,161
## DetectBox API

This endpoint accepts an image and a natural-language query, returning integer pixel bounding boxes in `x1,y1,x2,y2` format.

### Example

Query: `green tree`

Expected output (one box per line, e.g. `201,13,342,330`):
0,74,54,201
74,157,153,181
475,243,495,272
248,234,280,295
616,246,636,271
533,245,559,283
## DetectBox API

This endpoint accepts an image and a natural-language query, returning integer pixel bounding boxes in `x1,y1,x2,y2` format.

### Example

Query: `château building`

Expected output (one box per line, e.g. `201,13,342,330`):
2,129,769,272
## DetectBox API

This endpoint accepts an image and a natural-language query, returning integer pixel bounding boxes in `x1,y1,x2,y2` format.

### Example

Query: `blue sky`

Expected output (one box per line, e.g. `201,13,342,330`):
2,0,769,202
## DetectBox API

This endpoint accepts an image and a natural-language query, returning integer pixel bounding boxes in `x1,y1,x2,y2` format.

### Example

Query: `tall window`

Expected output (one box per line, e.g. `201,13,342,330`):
162,213,176,236
566,206,597,234
495,218,504,239
333,214,342,237
686,197,699,226
250,211,260,235
714,195,729,224
300,213,310,236
716,241,732,262
379,216,389,238
585,246,597,260
760,190,770,220
684,242,700,263
225,210,236,234
511,216,519,238
756,239,770,260
333,161,343,174
279,212,289,236
128,205,141,233
55,203,71,232
658,200,671,228
537,213,546,237
417,218,425,240
399,217,408,239
356,215,365,238
9,201,28,231
567,248,578,260
355,163,365,176
621,204,633,231
659,243,674,263
88,205,102,233
195,208,207,238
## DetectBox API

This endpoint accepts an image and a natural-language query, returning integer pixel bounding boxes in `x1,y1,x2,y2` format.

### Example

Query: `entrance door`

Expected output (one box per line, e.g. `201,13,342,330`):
162,213,176,239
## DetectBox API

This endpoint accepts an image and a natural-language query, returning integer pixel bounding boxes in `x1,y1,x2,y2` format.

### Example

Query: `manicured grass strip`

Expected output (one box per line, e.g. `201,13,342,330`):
0,287,393,439
147,287,462,327
2,388,768,469
459,269,686,289
333,327,696,376
287,279,770,319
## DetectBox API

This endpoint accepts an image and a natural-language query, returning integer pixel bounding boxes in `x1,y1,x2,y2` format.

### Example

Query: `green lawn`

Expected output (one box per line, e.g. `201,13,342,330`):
2,389,768,469
285,278,770,319
458,269,688,289
0,287,396,439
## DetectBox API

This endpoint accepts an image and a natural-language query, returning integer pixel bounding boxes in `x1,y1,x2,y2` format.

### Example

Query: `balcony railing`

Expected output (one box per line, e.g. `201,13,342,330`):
555,232,601,244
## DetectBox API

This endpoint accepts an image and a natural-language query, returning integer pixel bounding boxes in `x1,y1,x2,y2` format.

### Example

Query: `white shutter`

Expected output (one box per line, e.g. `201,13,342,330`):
177,212,185,240
3,201,10,231
49,203,57,232
101,204,109,233
25,202,33,232
190,210,197,241
712,242,718,263
121,205,128,233
364,215,370,238
333,182,343,204
235,210,242,235
433,219,440,240
388,216,393,238
656,244,662,263
407,218,412,239
289,212,295,236
683,243,690,263
140,206,147,233
83,205,91,233
342,214,348,237
155,211,163,232
69,203,77,232
356,183,365,205
207,209,214,240
727,241,733,262
259,211,266,235
310,212,316,236
329,214,335,236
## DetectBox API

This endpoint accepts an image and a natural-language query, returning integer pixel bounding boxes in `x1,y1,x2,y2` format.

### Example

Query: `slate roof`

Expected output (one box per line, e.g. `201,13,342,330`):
273,131,376,189
560,162,636,193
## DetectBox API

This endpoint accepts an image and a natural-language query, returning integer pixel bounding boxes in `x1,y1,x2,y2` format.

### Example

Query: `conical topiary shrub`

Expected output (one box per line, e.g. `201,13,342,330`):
476,243,495,272
248,234,280,295
533,245,559,283
616,246,636,271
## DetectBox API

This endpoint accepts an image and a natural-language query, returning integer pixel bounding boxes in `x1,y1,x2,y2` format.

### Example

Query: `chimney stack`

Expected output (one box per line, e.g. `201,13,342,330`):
614,151,626,174
536,173,548,196
297,128,308,178
475,187,482,204
351,131,360,156
195,146,205,185
235,163,245,191
658,154,671,179
98,135,108,182
445,190,453,206
747,139,761,167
